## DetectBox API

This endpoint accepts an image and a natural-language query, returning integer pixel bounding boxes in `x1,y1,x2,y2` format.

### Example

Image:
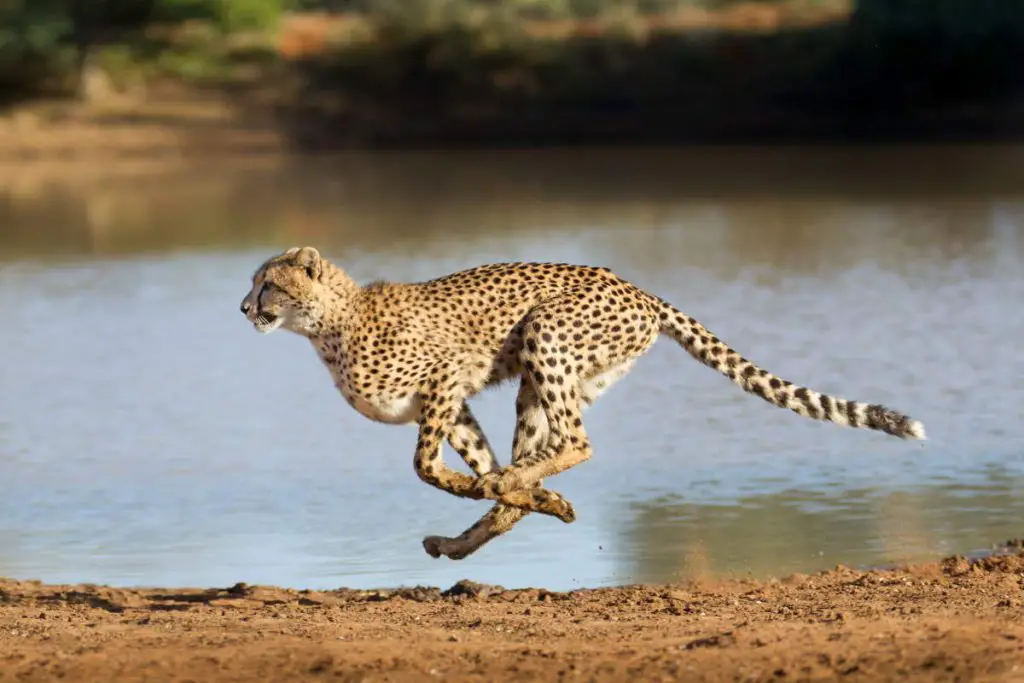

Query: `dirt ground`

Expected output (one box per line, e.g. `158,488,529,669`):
3,552,1024,683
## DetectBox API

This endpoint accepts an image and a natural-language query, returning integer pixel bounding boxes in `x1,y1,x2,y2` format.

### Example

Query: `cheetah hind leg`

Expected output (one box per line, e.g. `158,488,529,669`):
424,381,550,560
411,370,575,524
473,288,655,499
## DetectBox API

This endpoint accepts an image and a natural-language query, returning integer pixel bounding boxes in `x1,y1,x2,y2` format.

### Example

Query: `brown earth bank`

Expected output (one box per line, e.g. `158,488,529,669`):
5,94,1024,164
3,552,1024,683
0,92,287,162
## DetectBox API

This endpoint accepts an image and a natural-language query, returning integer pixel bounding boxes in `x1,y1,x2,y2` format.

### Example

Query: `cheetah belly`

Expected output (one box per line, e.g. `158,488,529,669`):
579,360,636,406
346,392,422,425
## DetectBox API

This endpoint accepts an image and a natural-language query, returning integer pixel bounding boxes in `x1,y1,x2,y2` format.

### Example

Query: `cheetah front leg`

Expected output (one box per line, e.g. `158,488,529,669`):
413,363,575,523
447,404,500,476
424,381,550,560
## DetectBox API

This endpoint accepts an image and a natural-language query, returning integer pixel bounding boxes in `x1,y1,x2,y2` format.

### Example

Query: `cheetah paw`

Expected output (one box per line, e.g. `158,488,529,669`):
473,470,521,497
498,489,577,524
422,535,475,560
543,494,576,524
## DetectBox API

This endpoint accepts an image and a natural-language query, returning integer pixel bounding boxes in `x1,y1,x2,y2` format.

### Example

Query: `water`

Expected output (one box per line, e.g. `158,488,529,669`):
1,146,1023,592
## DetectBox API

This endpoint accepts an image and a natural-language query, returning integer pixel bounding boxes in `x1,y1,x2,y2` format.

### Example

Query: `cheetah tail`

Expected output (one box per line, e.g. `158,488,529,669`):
651,295,926,440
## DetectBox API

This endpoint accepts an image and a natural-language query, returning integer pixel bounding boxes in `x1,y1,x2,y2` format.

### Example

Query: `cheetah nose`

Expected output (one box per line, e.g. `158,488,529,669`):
240,300,252,315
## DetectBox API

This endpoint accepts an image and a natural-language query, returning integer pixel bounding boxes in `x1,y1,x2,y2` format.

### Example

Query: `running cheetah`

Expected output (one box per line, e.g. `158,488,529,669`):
239,247,925,560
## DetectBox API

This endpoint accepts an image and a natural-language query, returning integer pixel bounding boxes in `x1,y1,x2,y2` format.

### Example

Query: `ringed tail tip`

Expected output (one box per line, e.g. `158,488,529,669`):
868,404,926,440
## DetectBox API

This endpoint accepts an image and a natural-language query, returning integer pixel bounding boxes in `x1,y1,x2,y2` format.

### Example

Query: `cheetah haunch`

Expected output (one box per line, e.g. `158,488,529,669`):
240,247,925,560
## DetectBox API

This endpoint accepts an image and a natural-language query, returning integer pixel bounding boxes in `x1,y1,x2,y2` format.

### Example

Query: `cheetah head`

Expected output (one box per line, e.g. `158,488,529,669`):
240,246,327,336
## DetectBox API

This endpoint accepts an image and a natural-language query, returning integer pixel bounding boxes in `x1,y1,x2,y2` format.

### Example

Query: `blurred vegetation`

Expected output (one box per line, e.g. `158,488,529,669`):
2,0,1024,144
0,0,288,101
277,0,1024,145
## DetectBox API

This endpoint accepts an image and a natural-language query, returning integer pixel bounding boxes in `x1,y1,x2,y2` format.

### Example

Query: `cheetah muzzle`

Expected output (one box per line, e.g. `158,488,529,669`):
240,246,926,562
254,311,281,334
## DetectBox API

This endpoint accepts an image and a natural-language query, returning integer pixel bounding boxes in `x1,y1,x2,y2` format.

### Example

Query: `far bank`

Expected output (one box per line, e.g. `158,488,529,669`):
4,3,1024,157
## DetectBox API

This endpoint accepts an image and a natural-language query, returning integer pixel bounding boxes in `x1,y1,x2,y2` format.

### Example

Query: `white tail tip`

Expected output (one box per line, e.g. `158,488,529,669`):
906,420,927,440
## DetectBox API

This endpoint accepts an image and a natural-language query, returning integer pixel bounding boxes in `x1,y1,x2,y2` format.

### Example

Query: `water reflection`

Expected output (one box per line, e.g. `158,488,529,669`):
3,146,1024,271
620,465,1024,584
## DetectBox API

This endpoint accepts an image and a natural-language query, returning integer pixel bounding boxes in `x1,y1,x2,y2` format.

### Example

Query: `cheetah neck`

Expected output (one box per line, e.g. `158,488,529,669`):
311,259,362,337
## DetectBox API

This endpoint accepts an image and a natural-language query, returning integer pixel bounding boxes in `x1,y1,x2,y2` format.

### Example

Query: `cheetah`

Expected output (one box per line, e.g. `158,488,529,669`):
240,246,925,561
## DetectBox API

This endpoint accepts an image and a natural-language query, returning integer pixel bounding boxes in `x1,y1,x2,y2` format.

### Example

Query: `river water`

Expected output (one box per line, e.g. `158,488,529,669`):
1,146,1022,591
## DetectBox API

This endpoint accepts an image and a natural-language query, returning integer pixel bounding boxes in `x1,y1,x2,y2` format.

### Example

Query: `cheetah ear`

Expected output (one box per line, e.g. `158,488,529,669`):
292,246,322,281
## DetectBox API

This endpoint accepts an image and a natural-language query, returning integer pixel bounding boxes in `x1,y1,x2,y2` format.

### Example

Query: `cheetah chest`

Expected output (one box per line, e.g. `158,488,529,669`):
330,370,421,425
345,392,422,425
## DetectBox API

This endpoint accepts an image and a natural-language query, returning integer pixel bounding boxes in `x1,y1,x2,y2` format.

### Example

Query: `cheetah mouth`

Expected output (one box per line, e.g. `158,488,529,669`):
254,311,283,333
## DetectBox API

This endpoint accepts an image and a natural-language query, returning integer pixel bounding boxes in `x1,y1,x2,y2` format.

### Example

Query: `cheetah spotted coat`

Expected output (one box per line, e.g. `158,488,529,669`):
240,247,925,560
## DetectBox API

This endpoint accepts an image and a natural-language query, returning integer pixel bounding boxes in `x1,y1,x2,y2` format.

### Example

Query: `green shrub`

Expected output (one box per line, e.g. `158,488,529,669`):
0,3,73,98
217,0,290,32
151,0,291,33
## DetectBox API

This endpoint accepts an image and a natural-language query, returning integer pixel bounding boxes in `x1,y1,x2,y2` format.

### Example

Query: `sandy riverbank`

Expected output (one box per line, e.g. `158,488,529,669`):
3,551,1024,682
0,92,286,163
